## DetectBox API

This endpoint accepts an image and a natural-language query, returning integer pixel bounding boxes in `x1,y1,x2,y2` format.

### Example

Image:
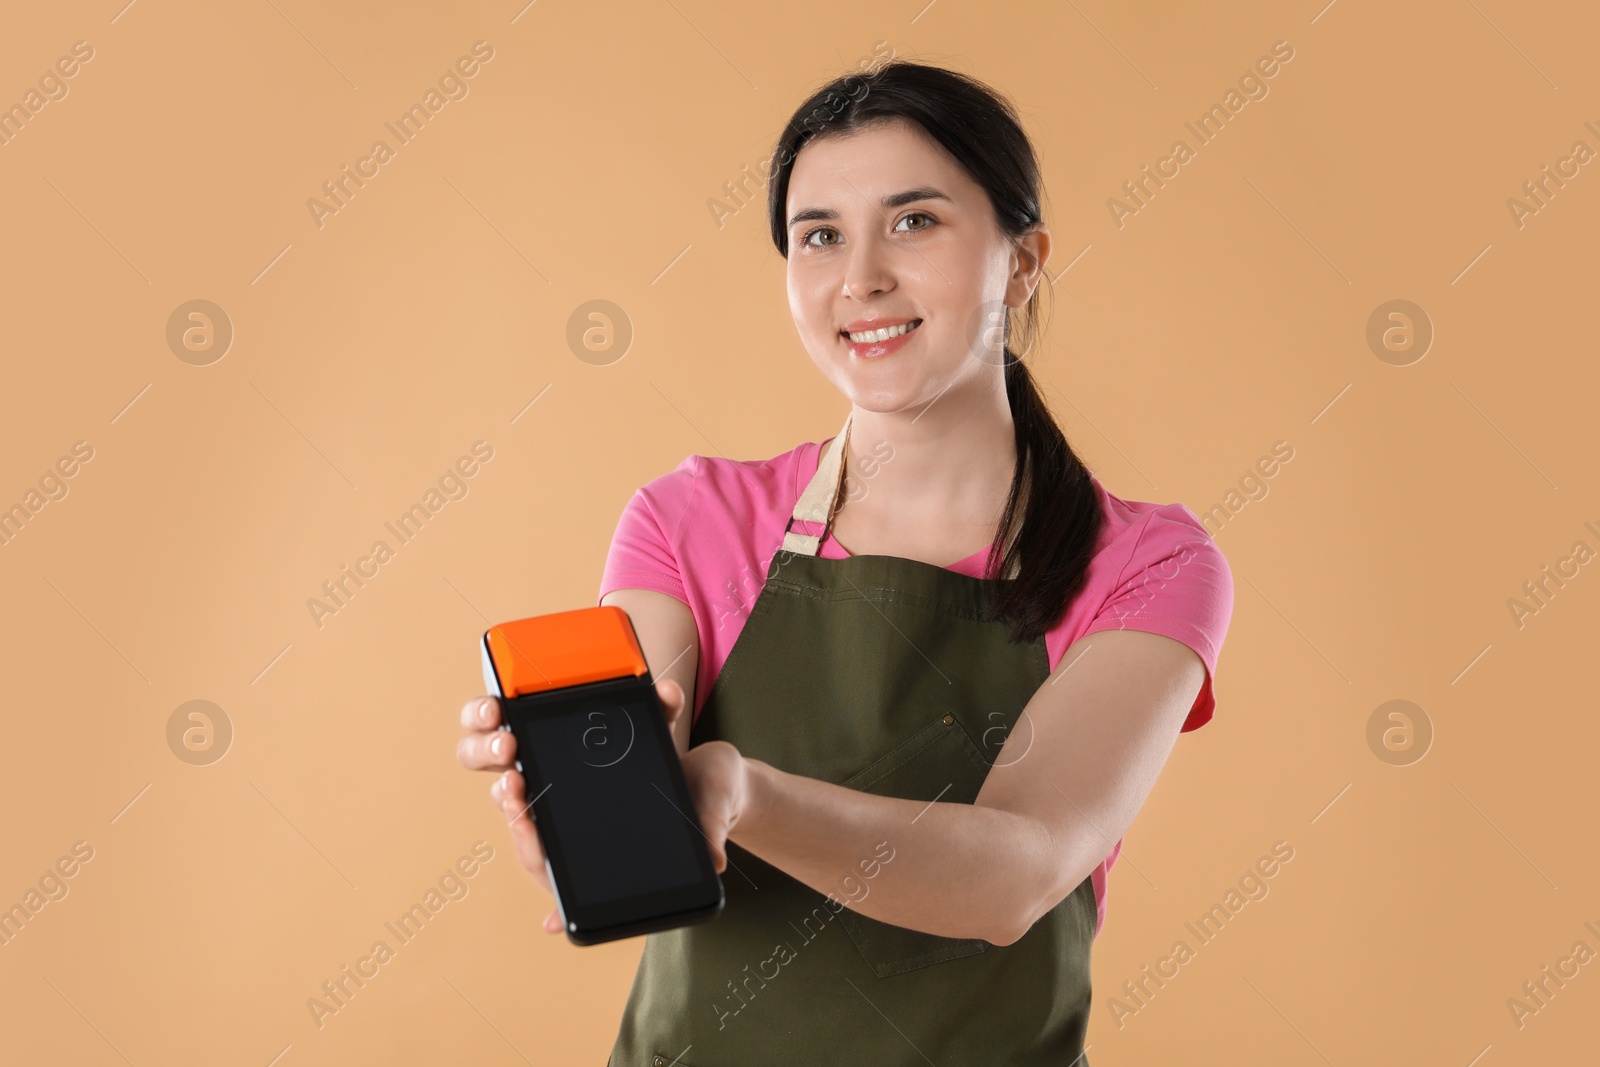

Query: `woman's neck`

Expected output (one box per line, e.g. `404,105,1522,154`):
831,388,1019,560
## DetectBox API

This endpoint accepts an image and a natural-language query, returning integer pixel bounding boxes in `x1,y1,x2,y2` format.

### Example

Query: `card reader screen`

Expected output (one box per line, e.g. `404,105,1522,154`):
521,691,705,908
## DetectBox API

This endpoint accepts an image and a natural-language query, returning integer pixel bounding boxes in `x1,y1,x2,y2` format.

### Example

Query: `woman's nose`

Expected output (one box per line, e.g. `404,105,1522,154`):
841,244,895,300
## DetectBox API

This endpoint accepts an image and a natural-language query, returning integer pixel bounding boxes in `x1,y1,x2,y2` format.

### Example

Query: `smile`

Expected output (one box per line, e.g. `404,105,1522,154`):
844,319,922,343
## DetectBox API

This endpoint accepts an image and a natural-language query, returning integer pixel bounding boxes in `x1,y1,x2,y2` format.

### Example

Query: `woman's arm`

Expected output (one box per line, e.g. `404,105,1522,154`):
600,588,698,756
725,628,1207,946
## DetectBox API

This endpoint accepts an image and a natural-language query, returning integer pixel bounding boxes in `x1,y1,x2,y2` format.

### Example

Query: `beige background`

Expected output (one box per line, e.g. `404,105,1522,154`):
2,0,1597,1063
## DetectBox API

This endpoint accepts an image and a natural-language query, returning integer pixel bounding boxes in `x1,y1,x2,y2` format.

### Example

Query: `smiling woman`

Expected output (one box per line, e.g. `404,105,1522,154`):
456,59,1234,1067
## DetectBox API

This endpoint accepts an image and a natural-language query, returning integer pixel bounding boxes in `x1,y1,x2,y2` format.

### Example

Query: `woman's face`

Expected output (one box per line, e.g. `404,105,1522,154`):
783,117,1043,416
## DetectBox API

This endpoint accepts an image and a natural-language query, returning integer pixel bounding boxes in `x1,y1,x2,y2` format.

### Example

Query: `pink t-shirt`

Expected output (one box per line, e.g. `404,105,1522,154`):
597,435,1234,937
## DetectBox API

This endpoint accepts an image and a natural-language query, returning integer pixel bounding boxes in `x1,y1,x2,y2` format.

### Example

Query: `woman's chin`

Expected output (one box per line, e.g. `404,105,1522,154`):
843,384,943,418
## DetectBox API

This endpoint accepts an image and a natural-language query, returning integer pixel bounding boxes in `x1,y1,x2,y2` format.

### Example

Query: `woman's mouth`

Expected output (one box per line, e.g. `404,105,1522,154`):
842,318,922,358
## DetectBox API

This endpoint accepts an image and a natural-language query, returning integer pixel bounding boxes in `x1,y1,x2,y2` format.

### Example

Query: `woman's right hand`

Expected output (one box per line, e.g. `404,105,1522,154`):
456,679,693,935
456,695,564,933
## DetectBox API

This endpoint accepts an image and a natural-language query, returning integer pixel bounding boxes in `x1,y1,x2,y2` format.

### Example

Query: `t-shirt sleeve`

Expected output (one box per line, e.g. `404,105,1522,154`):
595,461,699,607
1078,506,1234,732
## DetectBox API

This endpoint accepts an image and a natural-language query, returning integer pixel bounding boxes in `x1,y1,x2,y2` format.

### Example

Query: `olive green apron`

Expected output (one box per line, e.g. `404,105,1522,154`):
609,415,1096,1066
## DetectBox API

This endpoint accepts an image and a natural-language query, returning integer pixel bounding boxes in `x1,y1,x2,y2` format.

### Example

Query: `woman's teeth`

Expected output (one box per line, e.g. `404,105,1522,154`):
846,319,921,344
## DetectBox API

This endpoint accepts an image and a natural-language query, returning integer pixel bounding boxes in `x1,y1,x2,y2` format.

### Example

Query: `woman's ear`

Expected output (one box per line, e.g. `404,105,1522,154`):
1007,224,1051,306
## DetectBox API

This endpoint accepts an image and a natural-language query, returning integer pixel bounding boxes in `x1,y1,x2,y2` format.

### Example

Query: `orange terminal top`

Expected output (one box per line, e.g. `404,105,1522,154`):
483,605,649,699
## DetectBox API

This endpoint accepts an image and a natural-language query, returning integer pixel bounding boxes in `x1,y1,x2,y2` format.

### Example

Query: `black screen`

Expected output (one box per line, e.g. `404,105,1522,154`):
520,690,706,909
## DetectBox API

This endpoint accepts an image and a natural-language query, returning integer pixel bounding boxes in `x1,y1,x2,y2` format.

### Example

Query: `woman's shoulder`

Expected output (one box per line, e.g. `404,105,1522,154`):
1085,470,1221,560
1068,472,1235,735
633,436,822,517
1076,472,1232,621
603,438,823,598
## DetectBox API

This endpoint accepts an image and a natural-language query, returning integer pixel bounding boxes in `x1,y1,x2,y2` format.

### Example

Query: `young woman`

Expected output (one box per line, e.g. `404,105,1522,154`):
458,61,1233,1064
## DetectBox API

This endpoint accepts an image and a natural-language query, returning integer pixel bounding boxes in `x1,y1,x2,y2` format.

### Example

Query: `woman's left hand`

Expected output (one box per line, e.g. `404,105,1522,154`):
679,737,752,875
531,679,754,935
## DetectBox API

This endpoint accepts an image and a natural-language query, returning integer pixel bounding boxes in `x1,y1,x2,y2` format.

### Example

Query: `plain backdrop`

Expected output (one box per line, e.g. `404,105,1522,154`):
1,1,1596,1064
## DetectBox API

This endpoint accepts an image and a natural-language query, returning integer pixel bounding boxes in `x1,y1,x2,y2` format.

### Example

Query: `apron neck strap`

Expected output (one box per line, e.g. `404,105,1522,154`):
779,412,1026,581
781,413,853,556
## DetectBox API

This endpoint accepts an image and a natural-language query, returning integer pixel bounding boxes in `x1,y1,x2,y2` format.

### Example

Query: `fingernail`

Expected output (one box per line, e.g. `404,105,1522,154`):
478,700,494,724
491,734,506,756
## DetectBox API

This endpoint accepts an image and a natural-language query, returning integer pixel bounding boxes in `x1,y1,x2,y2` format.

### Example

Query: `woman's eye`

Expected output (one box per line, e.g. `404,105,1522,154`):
800,213,933,249
801,227,839,249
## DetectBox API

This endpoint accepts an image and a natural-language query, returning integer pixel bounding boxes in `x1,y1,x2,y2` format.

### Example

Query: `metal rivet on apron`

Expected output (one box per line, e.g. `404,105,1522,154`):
653,1057,665,1067
942,713,954,725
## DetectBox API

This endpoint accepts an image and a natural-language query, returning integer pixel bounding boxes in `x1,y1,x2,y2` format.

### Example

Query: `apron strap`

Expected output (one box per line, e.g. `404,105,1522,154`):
781,413,853,556
780,412,1027,581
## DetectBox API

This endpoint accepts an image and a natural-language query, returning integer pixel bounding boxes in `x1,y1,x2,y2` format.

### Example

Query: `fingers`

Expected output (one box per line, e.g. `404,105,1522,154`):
459,695,500,730
487,763,515,808
499,767,552,894
678,741,735,875
457,722,516,773
459,695,559,912
456,695,509,772
706,825,727,873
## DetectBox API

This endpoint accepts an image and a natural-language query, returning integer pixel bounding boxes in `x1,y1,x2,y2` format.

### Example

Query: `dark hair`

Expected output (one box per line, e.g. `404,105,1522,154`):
765,60,1103,644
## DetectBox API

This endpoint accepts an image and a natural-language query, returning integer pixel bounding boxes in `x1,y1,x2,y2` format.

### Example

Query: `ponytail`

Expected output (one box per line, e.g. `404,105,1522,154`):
984,345,1103,644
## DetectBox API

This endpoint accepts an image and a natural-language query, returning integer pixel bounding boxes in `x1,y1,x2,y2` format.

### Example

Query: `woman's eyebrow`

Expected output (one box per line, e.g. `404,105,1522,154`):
787,187,952,229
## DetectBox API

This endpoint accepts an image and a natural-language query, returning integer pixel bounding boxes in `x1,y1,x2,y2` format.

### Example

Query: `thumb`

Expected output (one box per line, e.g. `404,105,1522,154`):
657,678,687,729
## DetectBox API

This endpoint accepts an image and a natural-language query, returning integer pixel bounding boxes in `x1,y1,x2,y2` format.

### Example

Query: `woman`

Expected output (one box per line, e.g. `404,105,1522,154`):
458,60,1233,1064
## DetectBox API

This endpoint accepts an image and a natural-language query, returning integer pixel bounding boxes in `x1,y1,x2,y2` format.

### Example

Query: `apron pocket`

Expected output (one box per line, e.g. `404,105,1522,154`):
835,711,996,978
